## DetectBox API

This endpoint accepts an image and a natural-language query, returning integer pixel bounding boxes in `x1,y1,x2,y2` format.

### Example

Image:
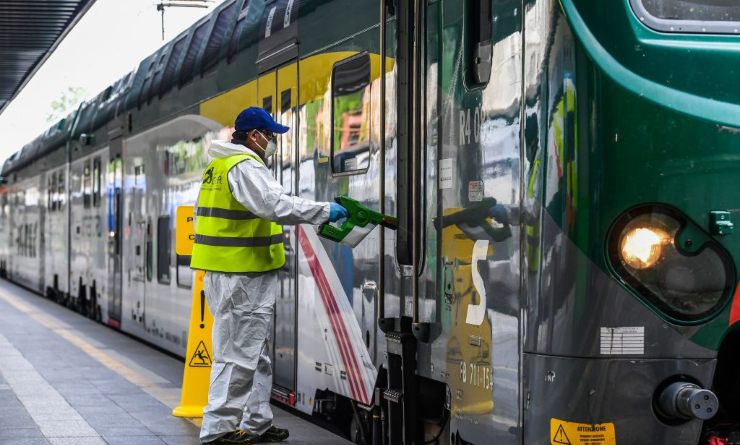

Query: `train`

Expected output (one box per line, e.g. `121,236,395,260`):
2,0,740,443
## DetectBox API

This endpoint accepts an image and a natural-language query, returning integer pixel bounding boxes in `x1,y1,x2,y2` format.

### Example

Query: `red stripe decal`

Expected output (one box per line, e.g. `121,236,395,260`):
312,256,362,399
298,227,359,397
298,226,369,404
313,253,369,403
729,282,740,326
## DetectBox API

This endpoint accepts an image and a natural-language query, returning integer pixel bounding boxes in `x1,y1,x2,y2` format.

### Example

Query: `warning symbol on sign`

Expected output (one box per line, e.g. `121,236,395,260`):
550,418,615,445
553,424,571,445
189,340,212,367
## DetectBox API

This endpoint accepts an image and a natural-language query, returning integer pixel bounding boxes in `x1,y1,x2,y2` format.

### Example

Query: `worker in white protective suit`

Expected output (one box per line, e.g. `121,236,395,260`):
191,107,349,445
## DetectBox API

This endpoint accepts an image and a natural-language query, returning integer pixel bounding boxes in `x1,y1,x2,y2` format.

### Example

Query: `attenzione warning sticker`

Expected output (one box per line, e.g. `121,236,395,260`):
550,418,616,445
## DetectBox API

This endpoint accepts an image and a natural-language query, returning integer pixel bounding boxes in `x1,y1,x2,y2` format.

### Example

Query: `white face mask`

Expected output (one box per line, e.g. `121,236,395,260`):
256,131,277,158
264,139,277,158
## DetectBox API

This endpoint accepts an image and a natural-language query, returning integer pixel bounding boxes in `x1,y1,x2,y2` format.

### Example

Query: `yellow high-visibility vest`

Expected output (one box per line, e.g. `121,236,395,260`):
190,152,285,273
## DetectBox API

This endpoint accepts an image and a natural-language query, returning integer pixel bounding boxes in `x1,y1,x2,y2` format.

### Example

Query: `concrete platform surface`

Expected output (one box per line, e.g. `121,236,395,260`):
0,279,351,445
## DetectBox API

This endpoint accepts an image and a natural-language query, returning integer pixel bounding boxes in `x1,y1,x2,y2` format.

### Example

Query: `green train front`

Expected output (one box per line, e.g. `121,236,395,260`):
515,0,740,443
406,0,740,443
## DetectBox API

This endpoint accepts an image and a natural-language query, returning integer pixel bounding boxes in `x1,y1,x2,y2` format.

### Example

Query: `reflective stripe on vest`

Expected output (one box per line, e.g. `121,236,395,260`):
195,206,257,220
194,233,284,247
190,152,286,273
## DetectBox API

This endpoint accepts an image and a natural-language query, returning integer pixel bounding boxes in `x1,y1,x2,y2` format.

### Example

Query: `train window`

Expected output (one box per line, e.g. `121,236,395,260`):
92,158,101,208
160,37,187,97
180,21,210,86
468,0,492,86
631,0,740,33
176,255,193,289
157,216,171,284
202,1,236,72
47,174,55,211
227,1,251,62
149,49,169,102
138,58,157,108
58,171,65,208
83,161,92,209
331,53,372,175
32,223,37,258
144,217,152,281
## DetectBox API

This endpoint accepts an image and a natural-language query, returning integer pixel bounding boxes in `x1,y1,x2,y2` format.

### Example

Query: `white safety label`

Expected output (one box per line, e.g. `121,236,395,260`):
440,158,455,190
468,180,484,202
600,326,644,355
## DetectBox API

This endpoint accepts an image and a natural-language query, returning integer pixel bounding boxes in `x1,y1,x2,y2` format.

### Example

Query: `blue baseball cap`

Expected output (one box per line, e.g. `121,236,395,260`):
234,107,289,134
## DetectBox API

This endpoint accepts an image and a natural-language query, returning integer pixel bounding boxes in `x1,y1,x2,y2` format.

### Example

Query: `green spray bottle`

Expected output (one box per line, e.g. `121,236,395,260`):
318,196,398,247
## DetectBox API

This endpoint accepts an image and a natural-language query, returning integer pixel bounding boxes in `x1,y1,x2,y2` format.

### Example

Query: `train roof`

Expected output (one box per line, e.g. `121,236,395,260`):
1,0,360,176
2,0,246,176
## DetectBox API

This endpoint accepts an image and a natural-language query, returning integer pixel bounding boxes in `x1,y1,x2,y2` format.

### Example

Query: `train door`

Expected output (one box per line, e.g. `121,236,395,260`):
128,158,148,328
107,151,123,327
431,0,523,442
258,63,298,394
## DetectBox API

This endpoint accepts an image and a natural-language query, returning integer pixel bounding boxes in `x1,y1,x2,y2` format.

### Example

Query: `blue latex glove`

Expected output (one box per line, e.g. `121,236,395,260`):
488,204,510,225
329,203,349,223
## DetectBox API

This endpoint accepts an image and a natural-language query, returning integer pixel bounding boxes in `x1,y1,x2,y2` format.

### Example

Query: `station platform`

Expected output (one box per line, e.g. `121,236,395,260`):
0,279,351,445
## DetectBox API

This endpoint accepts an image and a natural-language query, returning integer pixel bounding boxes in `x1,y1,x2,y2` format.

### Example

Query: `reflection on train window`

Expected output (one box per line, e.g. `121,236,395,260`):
157,216,171,284
93,158,101,208
279,88,293,177
83,161,92,209
164,138,206,177
632,0,740,33
176,255,193,289
331,53,372,175
643,0,740,21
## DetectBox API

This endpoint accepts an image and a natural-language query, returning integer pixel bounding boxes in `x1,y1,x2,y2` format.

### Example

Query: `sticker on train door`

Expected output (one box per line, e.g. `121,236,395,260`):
550,418,616,444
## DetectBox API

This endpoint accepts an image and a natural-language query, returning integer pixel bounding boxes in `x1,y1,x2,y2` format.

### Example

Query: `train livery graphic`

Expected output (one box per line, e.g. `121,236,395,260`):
1,0,740,444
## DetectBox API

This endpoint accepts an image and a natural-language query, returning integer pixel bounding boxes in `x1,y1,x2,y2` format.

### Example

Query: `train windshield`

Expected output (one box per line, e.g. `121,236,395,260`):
637,0,740,28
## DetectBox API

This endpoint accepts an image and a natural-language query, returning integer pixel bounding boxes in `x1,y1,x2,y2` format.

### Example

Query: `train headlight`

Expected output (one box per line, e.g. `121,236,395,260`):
619,226,671,270
608,205,735,323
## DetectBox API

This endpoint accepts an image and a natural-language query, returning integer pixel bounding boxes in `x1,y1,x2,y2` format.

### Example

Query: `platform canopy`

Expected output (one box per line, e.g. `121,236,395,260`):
0,0,96,114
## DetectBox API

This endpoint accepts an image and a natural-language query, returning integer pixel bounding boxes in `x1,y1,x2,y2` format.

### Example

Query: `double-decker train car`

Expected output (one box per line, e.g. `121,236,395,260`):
2,0,740,443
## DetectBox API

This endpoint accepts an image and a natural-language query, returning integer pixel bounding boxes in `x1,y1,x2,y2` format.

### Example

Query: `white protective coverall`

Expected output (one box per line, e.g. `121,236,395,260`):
199,140,329,442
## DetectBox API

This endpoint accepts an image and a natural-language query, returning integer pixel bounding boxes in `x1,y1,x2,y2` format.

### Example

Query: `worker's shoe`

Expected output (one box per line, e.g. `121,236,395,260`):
260,425,289,442
203,430,261,445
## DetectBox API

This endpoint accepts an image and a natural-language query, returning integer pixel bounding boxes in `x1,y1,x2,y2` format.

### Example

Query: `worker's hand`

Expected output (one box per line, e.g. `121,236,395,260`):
329,203,349,222
488,204,510,225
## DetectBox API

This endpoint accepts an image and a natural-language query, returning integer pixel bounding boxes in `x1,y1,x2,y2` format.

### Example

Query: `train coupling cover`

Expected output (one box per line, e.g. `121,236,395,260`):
318,196,398,247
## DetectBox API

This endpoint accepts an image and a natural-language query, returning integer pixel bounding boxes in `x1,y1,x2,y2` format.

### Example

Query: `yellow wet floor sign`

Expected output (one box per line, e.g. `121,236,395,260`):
550,418,616,445
172,206,214,418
